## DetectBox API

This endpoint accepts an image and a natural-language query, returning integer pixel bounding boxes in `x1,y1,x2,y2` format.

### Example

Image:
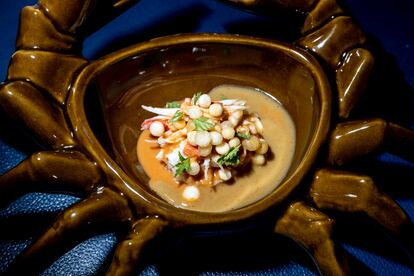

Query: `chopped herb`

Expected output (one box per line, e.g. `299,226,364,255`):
192,92,202,105
169,110,184,123
220,94,227,100
175,152,190,176
236,132,251,139
193,117,214,131
217,145,241,166
165,101,180,108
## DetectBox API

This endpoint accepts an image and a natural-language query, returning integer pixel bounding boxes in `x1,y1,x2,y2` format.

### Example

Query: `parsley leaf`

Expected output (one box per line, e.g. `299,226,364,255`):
193,117,214,131
217,145,241,166
236,132,251,139
192,92,202,105
175,152,190,176
165,101,180,108
169,110,184,123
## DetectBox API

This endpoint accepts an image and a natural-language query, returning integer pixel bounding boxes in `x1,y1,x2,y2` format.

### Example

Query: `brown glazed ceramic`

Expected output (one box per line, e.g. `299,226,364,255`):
1,0,414,275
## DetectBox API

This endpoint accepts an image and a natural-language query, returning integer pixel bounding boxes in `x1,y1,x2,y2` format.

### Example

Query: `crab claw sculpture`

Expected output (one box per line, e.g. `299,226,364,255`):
0,0,414,275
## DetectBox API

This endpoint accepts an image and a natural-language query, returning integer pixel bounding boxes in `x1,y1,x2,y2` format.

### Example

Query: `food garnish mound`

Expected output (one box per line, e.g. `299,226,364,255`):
140,92,269,201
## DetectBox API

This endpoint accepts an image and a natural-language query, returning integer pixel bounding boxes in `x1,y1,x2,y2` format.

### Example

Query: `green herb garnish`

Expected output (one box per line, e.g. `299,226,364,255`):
169,110,184,123
236,132,251,139
175,152,190,176
165,101,180,108
217,145,241,166
193,117,214,131
220,94,227,100
192,92,202,105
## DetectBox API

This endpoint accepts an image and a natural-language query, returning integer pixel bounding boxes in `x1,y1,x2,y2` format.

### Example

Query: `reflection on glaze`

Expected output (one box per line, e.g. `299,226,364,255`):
310,169,409,234
297,17,366,68
336,48,374,118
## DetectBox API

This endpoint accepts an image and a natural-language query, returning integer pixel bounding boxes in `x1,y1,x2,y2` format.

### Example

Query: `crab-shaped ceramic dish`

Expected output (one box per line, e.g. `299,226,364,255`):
1,0,414,275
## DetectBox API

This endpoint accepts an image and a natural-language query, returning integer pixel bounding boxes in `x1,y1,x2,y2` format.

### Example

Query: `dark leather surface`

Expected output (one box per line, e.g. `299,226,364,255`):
1,0,414,275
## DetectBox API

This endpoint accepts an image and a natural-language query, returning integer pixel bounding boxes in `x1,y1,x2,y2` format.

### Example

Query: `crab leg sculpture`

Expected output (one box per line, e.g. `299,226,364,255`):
0,0,414,275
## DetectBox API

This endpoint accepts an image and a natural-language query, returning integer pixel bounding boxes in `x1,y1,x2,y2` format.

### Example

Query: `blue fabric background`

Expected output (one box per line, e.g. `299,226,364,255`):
1,0,414,275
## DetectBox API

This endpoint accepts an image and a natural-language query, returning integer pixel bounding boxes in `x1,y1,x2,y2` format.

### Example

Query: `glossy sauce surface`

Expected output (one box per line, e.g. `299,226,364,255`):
137,85,296,212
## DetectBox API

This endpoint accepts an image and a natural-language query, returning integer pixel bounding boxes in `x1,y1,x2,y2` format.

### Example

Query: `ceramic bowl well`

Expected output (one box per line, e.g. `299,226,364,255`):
73,34,331,224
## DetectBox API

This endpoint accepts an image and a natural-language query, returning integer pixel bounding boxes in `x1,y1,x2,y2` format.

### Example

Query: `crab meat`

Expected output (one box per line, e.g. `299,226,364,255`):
141,105,180,117
156,149,165,160
157,137,166,147
166,148,181,171
251,117,264,135
203,158,210,180
163,129,187,144
223,105,247,112
141,115,169,130
216,99,246,106
165,141,188,172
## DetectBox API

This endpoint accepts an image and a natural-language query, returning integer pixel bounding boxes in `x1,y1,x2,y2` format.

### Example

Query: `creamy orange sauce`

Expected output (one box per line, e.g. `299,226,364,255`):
137,131,173,184
137,84,296,212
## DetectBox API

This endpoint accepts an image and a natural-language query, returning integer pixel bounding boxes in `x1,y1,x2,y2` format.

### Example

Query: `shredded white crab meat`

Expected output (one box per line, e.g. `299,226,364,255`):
155,149,164,161
141,105,180,116
224,105,247,112
203,158,210,180
217,99,246,106
142,115,169,121
166,141,187,170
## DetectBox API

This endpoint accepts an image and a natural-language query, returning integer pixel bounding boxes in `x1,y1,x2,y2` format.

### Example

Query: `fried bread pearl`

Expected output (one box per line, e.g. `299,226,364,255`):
218,169,232,181
256,140,269,154
199,145,212,157
173,120,186,129
222,127,235,140
220,120,233,128
209,103,223,117
198,94,211,108
252,154,265,165
149,121,165,137
215,142,230,155
186,120,196,131
229,137,241,148
188,161,201,175
196,131,211,147
242,135,260,151
187,131,197,146
182,186,200,201
229,110,243,126
210,131,223,145
188,106,202,119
